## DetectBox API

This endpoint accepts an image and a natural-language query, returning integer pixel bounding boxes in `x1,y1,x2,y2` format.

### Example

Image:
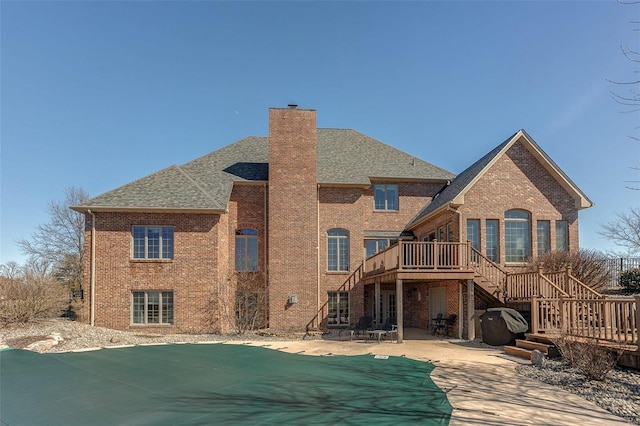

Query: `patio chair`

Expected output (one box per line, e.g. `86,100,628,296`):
435,314,457,337
381,316,397,332
431,313,444,335
382,317,398,341
351,316,374,338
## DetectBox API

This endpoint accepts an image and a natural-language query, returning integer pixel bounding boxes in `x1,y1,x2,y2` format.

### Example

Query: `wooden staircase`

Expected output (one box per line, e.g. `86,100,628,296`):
504,333,560,360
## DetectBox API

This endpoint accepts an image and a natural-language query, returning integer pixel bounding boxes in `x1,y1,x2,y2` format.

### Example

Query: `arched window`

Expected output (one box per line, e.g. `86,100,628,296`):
327,228,349,271
505,210,530,263
236,228,258,271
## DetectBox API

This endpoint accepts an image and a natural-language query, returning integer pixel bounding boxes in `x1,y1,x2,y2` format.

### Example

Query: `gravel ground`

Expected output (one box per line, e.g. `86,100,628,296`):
517,360,640,425
2,318,639,424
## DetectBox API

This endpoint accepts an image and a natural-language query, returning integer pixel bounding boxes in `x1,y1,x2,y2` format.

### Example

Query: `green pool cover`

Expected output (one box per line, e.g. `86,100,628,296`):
1,344,452,425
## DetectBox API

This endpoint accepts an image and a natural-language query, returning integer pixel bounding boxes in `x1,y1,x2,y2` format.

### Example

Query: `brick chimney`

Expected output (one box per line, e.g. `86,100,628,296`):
268,106,318,330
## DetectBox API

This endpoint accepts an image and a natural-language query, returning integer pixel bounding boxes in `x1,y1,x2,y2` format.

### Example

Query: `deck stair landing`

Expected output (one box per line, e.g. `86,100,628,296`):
504,333,560,360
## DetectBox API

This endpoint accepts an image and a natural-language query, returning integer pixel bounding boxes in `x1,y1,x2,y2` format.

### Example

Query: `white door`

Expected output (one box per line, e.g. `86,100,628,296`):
430,287,447,318
379,291,396,326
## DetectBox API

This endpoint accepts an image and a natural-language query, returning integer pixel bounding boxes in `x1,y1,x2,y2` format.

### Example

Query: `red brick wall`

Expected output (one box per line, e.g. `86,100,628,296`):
318,183,439,327
268,107,319,330
460,140,580,270
222,184,268,332
83,212,221,333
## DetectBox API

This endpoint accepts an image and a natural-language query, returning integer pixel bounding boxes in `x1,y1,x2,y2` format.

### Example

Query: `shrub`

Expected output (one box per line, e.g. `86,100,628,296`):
68,299,86,322
0,273,69,325
618,268,640,292
526,249,610,292
552,334,623,381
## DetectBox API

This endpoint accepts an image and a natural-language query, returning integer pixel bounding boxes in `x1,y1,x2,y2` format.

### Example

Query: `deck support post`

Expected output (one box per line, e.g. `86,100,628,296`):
458,281,463,339
396,278,403,343
467,279,475,340
374,281,381,327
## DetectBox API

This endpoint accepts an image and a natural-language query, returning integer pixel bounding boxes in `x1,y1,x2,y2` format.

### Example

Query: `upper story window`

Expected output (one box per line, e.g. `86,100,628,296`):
485,219,499,263
365,239,389,258
467,219,480,250
374,184,398,211
505,209,530,263
327,228,349,272
132,226,174,259
537,220,550,256
556,221,568,251
236,228,258,271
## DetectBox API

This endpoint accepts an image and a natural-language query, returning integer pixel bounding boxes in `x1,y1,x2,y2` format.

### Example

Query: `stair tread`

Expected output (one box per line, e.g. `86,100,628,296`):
515,339,553,354
504,346,533,360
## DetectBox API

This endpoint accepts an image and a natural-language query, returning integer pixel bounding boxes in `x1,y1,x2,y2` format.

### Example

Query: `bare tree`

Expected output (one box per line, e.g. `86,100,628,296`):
209,270,268,334
609,2,640,188
17,187,88,296
599,207,640,254
0,261,23,280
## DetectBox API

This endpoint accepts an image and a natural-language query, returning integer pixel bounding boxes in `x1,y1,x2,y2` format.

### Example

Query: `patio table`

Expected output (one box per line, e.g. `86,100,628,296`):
366,329,387,343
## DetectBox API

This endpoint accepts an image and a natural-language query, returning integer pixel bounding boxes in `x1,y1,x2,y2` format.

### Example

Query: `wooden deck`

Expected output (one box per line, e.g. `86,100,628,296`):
362,241,476,284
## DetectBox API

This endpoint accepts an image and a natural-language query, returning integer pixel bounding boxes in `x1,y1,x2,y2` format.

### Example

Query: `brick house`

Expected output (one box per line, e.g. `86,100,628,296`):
72,105,592,339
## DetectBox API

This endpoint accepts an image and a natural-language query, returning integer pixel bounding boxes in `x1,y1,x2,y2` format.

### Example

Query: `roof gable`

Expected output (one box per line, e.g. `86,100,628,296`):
406,130,592,229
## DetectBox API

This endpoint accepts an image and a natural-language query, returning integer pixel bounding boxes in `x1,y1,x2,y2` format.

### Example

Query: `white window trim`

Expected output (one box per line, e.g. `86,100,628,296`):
327,229,350,272
131,291,174,325
131,225,174,260
373,184,399,211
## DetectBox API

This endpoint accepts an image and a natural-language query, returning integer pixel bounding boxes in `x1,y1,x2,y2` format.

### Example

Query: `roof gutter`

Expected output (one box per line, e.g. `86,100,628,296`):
88,209,96,327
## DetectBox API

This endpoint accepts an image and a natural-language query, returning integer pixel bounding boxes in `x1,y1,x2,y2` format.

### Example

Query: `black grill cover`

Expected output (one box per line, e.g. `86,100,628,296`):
480,308,528,346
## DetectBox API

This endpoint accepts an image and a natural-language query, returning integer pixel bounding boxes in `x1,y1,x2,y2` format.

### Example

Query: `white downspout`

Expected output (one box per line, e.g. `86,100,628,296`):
88,209,96,327
317,184,321,314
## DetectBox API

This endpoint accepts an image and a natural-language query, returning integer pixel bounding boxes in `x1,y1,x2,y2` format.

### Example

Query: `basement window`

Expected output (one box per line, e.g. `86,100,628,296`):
132,291,173,325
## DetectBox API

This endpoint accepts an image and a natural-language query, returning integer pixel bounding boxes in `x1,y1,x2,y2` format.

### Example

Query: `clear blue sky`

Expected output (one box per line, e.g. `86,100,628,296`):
1,1,638,265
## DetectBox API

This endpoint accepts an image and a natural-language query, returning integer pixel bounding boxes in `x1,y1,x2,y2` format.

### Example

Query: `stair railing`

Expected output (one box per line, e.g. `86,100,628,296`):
305,263,363,333
544,267,603,299
469,247,507,299
506,269,569,301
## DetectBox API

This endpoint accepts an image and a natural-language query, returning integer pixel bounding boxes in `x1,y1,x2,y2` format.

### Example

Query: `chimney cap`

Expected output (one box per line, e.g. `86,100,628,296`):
287,104,298,109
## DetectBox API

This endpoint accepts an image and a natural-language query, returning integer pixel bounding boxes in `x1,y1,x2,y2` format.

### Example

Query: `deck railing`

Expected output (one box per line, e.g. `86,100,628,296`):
506,270,569,301
364,241,471,274
531,296,639,345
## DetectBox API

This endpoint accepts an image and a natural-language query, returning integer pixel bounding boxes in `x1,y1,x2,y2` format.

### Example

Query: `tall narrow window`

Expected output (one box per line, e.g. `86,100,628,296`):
505,210,530,262
132,226,174,259
132,291,173,325
556,221,568,251
327,228,349,271
485,219,499,262
236,228,258,271
446,223,454,242
327,291,349,326
373,184,399,211
365,239,389,258
537,221,550,256
467,219,480,262
467,220,480,250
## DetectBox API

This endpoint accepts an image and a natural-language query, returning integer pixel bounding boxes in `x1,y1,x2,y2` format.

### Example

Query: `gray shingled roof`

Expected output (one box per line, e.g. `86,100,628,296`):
406,129,593,228
405,132,515,228
73,129,454,212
